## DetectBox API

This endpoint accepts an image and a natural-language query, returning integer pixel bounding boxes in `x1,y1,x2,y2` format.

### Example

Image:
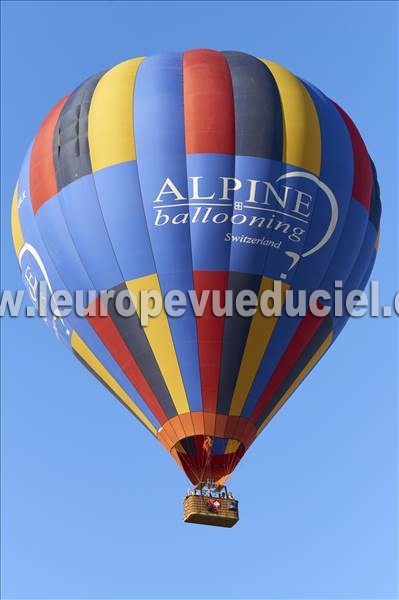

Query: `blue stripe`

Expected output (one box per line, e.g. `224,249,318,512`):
134,52,202,412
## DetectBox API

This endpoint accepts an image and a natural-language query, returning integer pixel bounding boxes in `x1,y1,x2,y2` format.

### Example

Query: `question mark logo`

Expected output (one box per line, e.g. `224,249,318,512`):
280,251,300,280
276,171,339,282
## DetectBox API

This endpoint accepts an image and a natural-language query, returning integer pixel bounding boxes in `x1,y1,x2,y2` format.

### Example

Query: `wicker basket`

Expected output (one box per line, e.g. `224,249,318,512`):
183,494,239,527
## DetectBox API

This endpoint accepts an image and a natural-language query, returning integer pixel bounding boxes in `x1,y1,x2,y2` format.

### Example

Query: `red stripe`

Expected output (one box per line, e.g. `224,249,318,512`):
193,271,229,413
250,309,325,424
29,96,69,214
334,102,372,211
183,49,235,154
87,297,168,425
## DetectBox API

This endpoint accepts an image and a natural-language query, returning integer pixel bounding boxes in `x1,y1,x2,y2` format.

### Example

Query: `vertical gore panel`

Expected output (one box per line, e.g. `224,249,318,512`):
106,281,176,423
53,73,104,190
216,272,262,414
30,96,69,213
183,49,235,154
193,270,229,413
333,102,372,210
261,59,321,175
126,275,190,415
88,58,144,172
229,278,289,417
223,51,283,160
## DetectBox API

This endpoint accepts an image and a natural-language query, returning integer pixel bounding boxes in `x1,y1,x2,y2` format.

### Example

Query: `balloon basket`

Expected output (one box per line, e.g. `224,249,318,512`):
183,485,239,528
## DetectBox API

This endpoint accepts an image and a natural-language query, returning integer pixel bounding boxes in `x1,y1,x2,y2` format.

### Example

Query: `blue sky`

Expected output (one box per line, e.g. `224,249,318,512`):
1,1,397,599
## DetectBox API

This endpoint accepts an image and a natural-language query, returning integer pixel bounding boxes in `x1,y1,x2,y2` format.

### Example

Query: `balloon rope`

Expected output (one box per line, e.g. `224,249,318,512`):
177,444,201,486
198,436,213,486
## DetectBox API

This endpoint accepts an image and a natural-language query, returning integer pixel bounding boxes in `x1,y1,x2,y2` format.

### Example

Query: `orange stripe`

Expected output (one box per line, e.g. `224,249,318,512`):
29,96,69,213
157,412,257,451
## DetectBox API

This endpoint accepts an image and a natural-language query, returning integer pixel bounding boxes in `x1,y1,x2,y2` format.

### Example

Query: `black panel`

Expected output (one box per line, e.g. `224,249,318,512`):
106,282,178,420
223,51,283,160
216,271,262,414
53,72,104,190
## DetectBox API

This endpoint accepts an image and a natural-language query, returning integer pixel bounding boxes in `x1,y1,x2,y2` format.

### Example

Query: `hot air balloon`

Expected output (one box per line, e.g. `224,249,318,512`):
12,50,381,527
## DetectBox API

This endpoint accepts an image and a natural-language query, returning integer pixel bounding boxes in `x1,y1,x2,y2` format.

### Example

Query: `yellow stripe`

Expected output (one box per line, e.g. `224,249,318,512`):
71,330,157,436
88,57,144,172
229,278,289,416
126,275,190,414
225,439,241,454
261,59,321,176
11,182,24,257
257,332,333,436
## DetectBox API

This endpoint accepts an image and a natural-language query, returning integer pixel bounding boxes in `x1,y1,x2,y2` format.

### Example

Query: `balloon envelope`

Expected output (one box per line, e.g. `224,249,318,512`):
12,50,381,485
